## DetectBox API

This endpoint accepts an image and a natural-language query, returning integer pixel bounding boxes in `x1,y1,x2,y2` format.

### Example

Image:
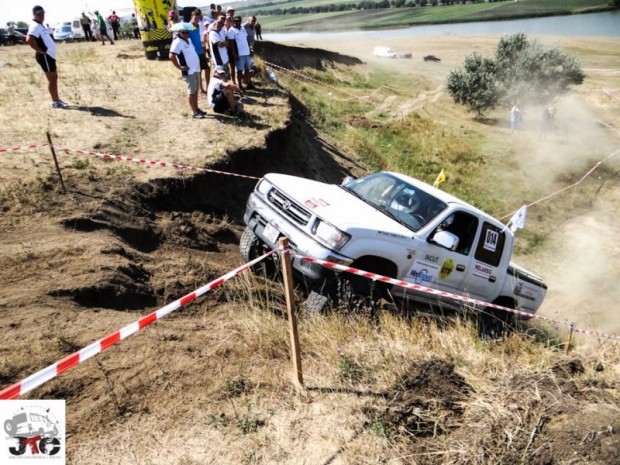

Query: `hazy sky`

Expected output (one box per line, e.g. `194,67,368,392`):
0,1,195,28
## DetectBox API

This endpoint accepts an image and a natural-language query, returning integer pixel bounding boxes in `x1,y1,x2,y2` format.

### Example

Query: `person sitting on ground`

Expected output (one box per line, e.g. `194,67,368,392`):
207,65,245,116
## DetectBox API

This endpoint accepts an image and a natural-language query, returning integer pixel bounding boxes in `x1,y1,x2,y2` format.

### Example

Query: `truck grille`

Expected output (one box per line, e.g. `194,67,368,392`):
268,189,311,226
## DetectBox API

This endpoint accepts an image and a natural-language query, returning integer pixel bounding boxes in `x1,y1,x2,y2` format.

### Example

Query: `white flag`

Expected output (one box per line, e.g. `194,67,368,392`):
507,205,527,233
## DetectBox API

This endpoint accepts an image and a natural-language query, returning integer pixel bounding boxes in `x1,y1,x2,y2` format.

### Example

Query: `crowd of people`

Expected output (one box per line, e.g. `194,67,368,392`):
168,5,263,119
25,3,264,118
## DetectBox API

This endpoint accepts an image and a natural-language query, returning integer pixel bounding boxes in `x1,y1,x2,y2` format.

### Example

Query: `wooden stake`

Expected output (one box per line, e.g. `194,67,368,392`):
279,237,303,386
564,323,575,355
46,132,66,194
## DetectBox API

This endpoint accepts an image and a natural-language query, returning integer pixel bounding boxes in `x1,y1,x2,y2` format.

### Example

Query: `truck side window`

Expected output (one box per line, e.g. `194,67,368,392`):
431,211,479,255
474,222,505,267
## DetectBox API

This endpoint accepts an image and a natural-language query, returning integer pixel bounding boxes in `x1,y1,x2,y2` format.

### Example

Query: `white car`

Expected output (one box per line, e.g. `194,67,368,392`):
373,46,396,58
53,20,85,42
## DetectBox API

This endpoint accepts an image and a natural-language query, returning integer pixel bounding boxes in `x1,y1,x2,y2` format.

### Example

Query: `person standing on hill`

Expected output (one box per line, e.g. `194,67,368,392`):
255,21,262,41
189,9,209,94
95,10,114,45
80,12,93,41
26,5,69,108
170,26,207,119
108,11,120,41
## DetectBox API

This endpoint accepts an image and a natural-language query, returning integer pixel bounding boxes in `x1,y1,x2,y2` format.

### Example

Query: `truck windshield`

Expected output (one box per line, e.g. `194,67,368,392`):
342,172,447,231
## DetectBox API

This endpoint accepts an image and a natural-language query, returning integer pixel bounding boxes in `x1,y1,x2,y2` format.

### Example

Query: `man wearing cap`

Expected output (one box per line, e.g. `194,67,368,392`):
170,25,207,119
26,5,69,108
207,65,244,116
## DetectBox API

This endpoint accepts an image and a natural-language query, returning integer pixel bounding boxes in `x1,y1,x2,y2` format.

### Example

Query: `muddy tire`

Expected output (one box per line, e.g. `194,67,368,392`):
239,226,280,279
303,291,329,316
333,273,381,317
240,226,260,263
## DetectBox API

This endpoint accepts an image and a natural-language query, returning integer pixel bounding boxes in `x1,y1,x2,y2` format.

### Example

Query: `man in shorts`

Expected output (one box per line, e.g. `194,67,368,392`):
26,5,69,108
170,26,207,119
231,16,254,90
207,65,244,116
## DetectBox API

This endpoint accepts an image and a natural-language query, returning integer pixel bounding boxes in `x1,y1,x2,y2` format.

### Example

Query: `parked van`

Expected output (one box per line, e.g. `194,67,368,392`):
373,46,396,58
53,19,85,41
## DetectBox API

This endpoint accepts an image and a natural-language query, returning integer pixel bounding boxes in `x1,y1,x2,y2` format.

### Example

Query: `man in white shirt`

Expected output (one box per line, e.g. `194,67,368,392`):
169,27,207,119
207,65,245,116
26,5,69,108
209,16,230,73
230,16,253,91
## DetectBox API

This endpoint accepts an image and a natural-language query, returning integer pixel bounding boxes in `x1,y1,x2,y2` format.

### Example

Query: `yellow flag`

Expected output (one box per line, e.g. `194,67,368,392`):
433,169,446,188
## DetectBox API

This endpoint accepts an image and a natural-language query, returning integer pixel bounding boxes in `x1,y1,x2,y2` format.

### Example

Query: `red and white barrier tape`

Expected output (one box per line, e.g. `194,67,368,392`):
0,248,277,400
0,143,48,153
500,148,620,221
61,147,261,181
285,249,620,343
263,60,375,104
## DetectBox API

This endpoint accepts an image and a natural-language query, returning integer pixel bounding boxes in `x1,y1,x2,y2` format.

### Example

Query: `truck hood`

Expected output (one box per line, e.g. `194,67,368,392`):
266,173,415,238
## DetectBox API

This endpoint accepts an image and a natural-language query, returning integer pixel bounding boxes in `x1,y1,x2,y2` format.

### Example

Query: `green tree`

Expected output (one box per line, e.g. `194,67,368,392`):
446,53,499,118
446,33,585,117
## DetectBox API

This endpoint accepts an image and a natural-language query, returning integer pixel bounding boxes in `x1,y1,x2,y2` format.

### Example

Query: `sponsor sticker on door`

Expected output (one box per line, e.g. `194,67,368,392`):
1,400,65,464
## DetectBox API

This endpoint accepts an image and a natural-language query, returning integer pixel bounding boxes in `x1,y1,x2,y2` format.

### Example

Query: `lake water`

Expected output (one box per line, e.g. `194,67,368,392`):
267,10,620,43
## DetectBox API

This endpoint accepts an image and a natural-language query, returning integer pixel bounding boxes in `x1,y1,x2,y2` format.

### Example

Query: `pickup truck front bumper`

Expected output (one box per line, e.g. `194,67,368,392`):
244,192,353,283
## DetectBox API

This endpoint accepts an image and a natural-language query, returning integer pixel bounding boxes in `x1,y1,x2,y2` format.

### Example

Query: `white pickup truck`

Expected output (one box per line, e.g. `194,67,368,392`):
241,171,547,316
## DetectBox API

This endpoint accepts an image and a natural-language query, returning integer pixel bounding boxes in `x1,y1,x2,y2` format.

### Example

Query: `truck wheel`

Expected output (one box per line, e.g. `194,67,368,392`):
479,298,517,338
334,273,381,317
303,291,329,316
239,226,280,279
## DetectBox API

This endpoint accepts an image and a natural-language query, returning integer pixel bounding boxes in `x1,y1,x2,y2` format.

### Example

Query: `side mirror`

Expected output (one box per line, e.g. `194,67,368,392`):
341,176,355,186
432,230,459,251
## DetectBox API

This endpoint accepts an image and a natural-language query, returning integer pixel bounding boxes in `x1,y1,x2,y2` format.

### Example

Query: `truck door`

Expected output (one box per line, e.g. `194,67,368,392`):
406,210,479,296
462,221,507,300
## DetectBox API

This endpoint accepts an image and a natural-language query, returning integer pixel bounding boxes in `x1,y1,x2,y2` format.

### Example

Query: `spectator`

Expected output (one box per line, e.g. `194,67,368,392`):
131,13,140,39
80,12,93,41
231,16,254,90
188,9,209,94
169,25,207,119
539,105,555,138
94,10,114,45
225,6,234,17
243,16,256,53
25,5,69,108
510,103,521,132
167,9,179,29
207,65,244,116
108,11,120,41
224,15,237,84
255,21,262,41
209,15,229,71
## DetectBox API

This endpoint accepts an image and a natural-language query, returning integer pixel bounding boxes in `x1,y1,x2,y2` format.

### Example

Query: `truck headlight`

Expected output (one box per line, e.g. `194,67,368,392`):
256,179,272,196
314,221,350,250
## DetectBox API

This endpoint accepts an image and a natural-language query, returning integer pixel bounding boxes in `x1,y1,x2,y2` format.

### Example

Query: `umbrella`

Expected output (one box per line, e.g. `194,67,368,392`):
170,22,195,32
